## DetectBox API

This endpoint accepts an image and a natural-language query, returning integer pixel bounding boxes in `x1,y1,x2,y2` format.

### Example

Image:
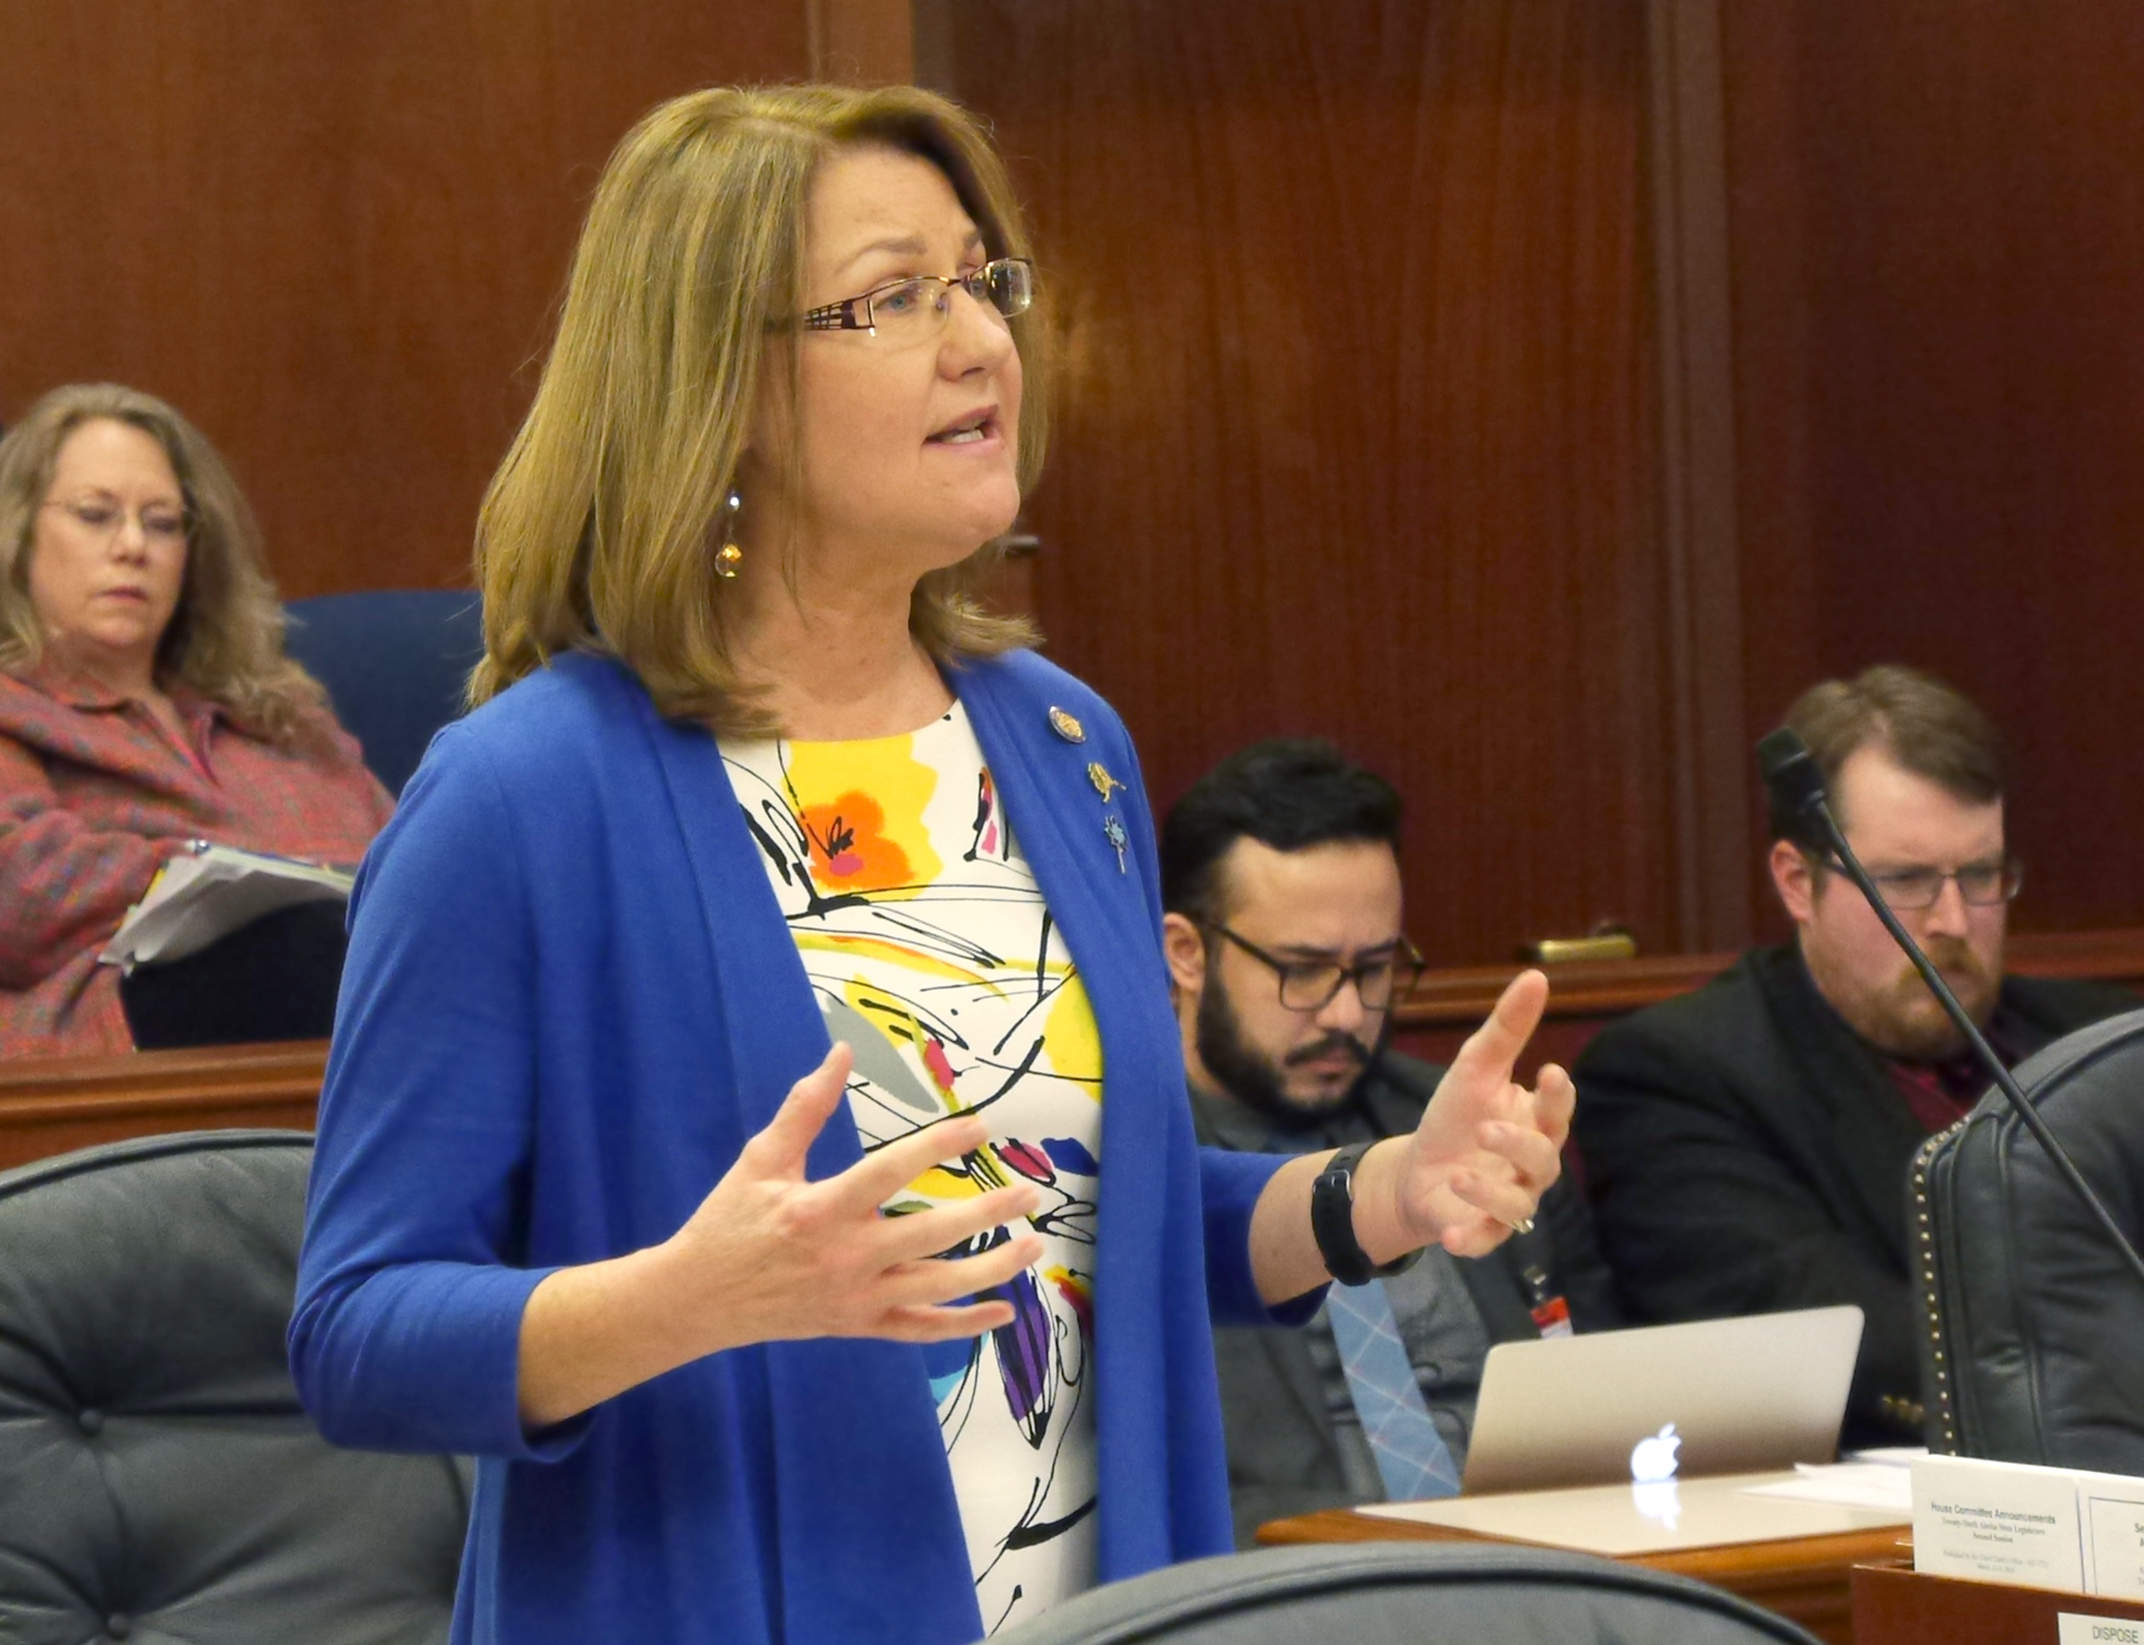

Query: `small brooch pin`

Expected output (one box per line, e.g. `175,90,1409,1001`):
1087,762,1124,802
1103,814,1128,874
1049,706,1086,743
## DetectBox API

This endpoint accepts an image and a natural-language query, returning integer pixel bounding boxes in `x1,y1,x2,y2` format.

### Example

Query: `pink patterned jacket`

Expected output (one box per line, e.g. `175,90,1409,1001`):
0,663,393,1059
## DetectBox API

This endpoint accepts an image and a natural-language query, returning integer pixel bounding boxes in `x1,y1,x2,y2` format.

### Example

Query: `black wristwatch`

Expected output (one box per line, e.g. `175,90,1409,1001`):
1310,1142,1421,1287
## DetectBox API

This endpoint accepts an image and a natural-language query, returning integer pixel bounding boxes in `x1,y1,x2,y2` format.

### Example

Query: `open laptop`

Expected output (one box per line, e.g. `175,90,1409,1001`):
1460,1304,1864,1496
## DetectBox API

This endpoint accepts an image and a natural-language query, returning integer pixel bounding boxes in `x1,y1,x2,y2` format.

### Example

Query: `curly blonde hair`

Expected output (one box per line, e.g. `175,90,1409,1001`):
471,83,1047,734
0,383,325,744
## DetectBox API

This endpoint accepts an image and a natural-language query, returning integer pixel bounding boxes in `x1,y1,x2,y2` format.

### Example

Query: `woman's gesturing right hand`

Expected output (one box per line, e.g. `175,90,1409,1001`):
517,1041,1043,1429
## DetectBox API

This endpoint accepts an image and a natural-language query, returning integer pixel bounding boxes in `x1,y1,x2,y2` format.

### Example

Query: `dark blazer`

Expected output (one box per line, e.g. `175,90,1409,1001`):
1572,943,2136,1446
1193,1053,1623,1548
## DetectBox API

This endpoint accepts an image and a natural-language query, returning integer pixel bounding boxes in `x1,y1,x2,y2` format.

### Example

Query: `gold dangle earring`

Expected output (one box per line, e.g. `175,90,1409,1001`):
715,486,744,579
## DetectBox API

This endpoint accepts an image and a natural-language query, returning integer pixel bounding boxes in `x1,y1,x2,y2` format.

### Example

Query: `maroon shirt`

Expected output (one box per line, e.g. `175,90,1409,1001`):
0,662,392,1057
1884,1020,2023,1134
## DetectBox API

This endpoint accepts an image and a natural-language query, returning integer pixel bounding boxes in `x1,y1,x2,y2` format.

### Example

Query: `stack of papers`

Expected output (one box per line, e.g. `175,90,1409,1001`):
1741,1450,1921,1514
101,843,354,969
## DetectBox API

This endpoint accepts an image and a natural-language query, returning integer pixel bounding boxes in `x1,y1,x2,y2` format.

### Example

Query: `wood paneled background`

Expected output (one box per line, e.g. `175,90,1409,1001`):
930,0,1684,966
0,2,810,594
5,0,2141,964
1721,2,2144,943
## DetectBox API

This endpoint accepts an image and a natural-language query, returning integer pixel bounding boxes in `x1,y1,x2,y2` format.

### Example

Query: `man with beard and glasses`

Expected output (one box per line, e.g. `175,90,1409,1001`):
1574,665,2138,1446
1159,739,1621,1546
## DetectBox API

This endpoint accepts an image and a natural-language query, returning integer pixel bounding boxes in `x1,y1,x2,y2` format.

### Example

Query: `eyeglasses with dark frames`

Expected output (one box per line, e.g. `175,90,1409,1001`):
1818,852,2024,911
1204,923,1427,1013
798,257,1034,341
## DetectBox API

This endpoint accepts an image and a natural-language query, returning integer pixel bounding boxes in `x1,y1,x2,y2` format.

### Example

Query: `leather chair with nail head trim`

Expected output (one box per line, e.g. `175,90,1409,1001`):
988,1543,1825,1645
1913,1008,2144,1471
0,1130,468,1645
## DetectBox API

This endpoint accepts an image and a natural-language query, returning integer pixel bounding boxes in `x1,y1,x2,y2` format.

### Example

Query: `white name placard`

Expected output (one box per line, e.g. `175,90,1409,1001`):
1913,1453,2086,1592
2059,1614,2144,1645
2082,1480,2144,1602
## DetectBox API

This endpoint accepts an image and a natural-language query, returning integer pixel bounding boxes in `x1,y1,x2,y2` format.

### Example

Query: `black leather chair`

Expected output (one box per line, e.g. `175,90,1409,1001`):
0,1131,468,1645
989,1543,1823,1644
1913,1008,2144,1470
283,590,485,796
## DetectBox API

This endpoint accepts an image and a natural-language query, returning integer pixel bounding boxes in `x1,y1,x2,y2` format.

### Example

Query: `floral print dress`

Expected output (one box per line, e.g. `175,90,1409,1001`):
722,702,1103,1634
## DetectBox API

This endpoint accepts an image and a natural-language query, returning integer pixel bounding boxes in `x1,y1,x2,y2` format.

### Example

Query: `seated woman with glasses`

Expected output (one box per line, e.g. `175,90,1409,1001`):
290,84,1574,1645
0,383,392,1057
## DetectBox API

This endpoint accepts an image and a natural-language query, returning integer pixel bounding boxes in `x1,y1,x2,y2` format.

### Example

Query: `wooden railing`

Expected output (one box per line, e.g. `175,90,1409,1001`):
1388,926,2144,1072
5,928,2142,1174
0,1040,328,1173
1397,926,2144,1030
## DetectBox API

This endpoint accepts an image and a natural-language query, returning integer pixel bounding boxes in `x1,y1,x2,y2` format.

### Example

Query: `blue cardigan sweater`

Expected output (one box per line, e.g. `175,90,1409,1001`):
290,649,1299,1645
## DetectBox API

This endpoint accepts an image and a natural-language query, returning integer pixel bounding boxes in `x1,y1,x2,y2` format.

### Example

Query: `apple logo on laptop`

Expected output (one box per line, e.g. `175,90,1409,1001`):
1630,1422,1681,1485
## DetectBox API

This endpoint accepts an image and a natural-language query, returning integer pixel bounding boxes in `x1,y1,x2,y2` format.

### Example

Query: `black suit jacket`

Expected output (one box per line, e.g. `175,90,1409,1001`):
1572,943,2136,1445
1193,1053,1623,1548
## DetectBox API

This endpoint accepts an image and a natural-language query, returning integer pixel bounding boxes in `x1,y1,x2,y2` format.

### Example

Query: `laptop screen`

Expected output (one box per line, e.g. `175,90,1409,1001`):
1461,1304,1865,1496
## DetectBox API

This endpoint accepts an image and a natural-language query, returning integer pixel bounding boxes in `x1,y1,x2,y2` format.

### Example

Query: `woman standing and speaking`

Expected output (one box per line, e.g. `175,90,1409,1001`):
291,83,1572,1644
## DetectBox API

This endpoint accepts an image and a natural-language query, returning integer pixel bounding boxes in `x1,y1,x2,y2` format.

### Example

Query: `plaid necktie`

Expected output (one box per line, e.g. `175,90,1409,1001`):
1323,1277,1463,1501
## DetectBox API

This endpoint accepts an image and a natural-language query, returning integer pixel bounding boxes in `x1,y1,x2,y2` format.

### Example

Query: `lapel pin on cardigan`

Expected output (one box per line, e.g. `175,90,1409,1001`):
1103,814,1128,874
964,654,1247,1579
1049,706,1085,742
1092,763,1131,871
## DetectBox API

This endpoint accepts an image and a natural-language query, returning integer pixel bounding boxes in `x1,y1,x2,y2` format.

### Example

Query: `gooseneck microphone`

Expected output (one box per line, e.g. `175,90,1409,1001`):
1756,727,2144,1292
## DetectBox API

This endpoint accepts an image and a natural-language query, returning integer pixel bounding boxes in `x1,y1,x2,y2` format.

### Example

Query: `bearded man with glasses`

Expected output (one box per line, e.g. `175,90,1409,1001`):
1160,739,1621,1547
1574,665,2138,1448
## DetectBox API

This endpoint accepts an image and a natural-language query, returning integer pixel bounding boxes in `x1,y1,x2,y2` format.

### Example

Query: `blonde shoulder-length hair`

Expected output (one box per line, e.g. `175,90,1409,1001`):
471,83,1047,734
0,383,325,744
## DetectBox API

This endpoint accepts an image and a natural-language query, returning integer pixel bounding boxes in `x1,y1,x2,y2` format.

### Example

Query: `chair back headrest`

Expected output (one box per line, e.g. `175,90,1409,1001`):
283,590,484,796
0,1130,466,1644
1915,1008,2144,1470
989,1543,1823,1644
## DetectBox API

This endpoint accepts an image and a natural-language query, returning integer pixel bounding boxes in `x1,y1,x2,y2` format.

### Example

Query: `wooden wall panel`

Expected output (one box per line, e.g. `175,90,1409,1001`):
0,2,811,599
1722,3,2144,939
931,0,1677,966
1646,0,1753,954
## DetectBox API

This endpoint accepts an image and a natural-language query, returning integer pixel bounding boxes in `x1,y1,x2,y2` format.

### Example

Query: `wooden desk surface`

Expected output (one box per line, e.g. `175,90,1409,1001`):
1260,1500,1912,1645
